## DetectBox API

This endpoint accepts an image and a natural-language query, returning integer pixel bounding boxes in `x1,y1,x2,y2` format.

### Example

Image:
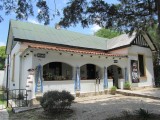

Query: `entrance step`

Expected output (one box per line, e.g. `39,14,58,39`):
116,89,160,100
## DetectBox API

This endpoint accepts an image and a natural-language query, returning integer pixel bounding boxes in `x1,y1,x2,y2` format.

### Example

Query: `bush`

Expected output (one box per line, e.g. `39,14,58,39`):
110,86,117,95
124,82,131,90
135,108,151,120
111,86,117,91
17,93,24,100
40,90,75,113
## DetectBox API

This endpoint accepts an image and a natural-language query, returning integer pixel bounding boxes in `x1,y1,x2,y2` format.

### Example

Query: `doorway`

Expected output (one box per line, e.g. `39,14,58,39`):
108,65,122,88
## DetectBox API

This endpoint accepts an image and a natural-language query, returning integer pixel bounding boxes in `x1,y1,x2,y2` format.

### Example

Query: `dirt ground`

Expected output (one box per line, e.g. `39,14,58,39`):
9,95,160,120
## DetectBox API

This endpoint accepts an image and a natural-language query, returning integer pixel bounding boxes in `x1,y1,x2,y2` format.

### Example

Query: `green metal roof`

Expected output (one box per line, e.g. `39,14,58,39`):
10,20,108,50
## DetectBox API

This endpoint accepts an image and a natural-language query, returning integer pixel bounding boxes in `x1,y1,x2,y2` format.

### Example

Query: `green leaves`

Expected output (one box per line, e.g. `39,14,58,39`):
0,46,6,70
95,28,122,39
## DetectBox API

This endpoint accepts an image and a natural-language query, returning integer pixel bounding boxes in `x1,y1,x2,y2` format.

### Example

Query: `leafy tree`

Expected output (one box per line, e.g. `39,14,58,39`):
0,0,160,34
0,46,6,70
59,0,160,34
95,28,122,39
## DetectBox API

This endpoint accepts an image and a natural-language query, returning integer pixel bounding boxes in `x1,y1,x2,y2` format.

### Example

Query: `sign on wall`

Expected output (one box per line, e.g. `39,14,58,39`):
131,60,139,83
37,53,45,58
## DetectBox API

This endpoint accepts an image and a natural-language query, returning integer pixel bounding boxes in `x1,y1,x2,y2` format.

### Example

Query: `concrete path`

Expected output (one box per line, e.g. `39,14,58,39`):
117,87,160,100
0,105,9,120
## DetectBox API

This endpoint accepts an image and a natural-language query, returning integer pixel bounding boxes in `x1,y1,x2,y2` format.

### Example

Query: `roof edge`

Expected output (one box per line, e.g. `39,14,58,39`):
14,38,107,51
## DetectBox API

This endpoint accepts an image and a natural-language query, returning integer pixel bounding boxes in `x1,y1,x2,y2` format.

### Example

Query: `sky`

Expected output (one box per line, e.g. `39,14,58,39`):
0,0,119,46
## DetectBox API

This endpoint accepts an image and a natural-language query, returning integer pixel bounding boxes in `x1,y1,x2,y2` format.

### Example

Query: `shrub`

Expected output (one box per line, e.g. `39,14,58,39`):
124,82,131,90
110,86,117,95
40,90,75,113
17,93,24,100
111,86,117,91
135,108,151,120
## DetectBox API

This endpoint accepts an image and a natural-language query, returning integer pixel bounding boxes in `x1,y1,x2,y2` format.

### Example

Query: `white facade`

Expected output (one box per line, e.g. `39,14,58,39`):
5,20,156,100
5,40,155,99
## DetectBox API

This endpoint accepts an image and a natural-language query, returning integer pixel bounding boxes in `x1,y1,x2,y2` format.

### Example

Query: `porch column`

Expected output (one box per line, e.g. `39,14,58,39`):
104,66,108,89
124,67,128,82
73,66,81,91
76,66,81,91
35,64,43,95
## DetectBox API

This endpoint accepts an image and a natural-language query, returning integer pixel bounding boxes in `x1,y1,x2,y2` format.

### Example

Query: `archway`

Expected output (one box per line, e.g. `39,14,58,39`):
43,62,73,81
107,65,122,88
80,64,101,80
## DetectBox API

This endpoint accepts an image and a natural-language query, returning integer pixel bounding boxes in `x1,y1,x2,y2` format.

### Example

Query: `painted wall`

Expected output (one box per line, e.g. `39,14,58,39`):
30,49,127,94
9,42,21,90
128,45,154,87
0,70,4,88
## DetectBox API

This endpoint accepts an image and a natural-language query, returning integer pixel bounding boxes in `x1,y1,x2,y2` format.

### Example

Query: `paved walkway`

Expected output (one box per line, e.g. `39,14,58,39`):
117,87,160,99
0,105,9,120
70,94,160,120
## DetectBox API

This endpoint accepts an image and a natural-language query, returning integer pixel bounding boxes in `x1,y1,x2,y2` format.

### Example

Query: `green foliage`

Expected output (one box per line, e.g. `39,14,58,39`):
0,46,6,59
0,46,6,70
135,108,151,120
124,82,131,90
111,86,117,91
40,90,75,113
59,0,160,34
95,28,122,39
0,0,160,34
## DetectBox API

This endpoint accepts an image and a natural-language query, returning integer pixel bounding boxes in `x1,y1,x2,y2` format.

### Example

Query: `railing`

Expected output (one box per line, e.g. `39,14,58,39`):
0,89,31,109
9,89,30,108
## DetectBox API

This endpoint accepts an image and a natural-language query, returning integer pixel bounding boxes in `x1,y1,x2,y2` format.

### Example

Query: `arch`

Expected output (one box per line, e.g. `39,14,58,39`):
80,62,102,68
107,64,123,69
42,60,73,68
107,65,123,88
43,62,73,81
80,63,102,80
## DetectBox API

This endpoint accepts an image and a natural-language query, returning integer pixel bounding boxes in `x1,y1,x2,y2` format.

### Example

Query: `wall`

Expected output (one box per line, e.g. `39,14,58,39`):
0,70,4,88
31,49,127,94
9,42,21,90
128,45,154,87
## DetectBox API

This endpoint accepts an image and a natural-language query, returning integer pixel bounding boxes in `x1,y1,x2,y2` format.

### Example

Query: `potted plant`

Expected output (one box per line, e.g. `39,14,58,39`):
110,86,117,95
124,82,131,90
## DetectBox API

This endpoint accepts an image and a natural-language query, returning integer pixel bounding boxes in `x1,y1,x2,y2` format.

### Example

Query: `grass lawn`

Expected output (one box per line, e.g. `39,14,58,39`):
0,91,5,104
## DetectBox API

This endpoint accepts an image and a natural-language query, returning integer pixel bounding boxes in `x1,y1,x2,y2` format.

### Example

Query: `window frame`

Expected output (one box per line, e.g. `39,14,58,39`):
138,54,146,77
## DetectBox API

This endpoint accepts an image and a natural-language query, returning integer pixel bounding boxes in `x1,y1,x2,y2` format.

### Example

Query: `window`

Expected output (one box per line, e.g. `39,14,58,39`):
138,54,145,77
12,54,15,81
43,62,72,81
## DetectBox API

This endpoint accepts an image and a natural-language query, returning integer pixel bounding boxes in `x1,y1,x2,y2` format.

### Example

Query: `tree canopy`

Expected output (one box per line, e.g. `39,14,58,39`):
59,0,160,34
0,46,6,70
0,0,160,34
95,28,122,39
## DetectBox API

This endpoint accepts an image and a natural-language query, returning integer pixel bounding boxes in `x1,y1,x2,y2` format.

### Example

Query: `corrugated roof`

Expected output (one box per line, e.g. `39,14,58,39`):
10,20,155,52
107,33,136,50
10,20,108,50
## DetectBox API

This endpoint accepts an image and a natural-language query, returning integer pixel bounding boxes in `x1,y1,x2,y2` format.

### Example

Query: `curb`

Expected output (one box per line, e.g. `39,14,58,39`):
116,91,160,100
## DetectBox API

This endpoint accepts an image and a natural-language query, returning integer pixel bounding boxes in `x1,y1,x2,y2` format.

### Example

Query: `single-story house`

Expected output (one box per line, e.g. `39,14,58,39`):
5,20,157,101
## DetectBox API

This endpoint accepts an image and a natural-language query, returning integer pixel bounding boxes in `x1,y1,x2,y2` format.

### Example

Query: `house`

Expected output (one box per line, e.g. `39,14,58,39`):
5,20,157,101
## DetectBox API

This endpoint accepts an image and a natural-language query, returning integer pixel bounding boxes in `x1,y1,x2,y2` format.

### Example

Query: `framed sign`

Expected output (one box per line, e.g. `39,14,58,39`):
37,53,45,58
131,60,139,83
114,60,118,63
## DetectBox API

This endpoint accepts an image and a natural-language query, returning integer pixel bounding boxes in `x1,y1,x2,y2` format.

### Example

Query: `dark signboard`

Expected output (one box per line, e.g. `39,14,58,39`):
131,60,139,83
37,53,45,58
114,60,118,63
